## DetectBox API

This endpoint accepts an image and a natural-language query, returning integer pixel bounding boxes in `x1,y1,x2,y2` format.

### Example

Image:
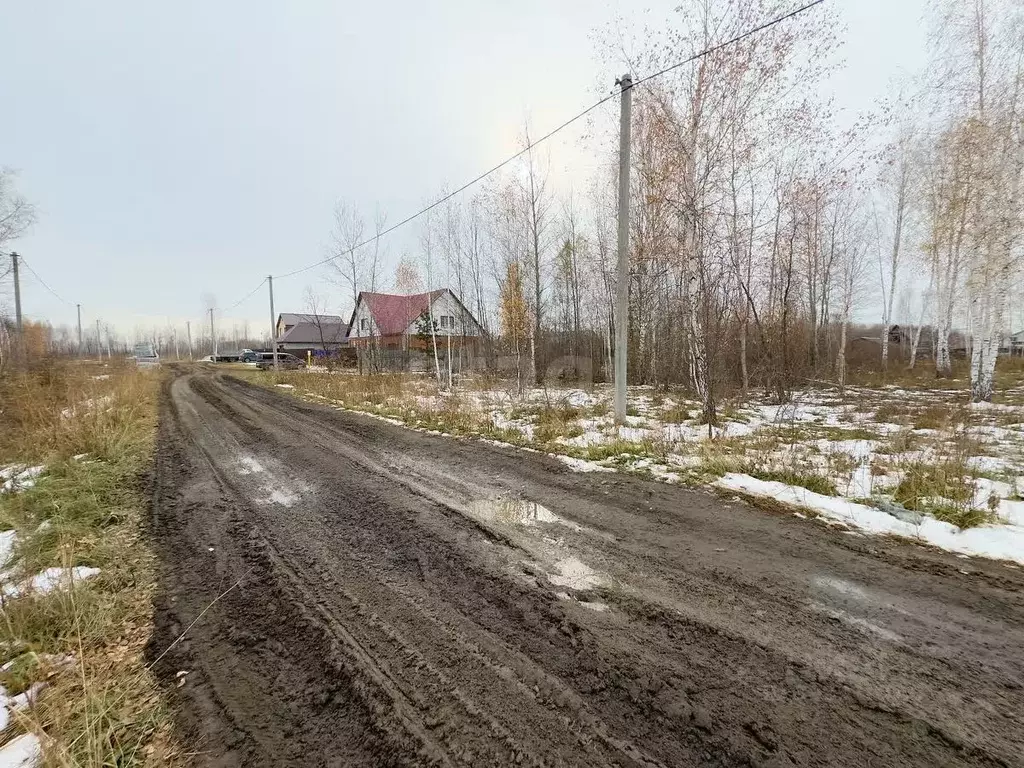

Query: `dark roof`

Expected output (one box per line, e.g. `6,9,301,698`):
278,321,348,345
352,289,447,336
278,312,344,327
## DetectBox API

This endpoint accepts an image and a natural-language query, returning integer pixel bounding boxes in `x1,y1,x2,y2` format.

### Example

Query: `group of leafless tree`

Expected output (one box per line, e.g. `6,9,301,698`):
328,0,1024,411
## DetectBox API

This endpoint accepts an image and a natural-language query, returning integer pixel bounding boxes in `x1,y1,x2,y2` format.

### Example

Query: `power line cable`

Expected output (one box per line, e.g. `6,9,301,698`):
19,256,75,307
271,0,828,284
224,277,268,311
631,0,828,88
274,98,618,281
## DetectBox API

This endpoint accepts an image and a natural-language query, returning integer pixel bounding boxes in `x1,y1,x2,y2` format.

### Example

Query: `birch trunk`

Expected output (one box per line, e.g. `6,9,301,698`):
836,315,848,391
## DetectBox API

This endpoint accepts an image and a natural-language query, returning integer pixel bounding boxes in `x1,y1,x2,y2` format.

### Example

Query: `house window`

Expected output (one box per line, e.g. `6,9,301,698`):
439,315,454,330
360,318,370,332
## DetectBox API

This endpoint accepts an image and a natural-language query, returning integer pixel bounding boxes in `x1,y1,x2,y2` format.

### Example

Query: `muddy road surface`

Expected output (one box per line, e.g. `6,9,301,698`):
148,371,1024,767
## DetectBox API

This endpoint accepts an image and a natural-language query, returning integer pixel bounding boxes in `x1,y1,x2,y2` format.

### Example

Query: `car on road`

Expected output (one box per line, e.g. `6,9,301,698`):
256,353,305,370
133,343,160,368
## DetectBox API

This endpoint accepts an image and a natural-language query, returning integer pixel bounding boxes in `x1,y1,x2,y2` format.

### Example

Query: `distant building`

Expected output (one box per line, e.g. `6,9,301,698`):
276,312,345,340
346,289,483,349
274,313,349,358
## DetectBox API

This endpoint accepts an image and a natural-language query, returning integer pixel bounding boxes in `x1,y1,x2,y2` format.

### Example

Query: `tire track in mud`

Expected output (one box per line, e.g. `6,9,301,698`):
148,370,1024,767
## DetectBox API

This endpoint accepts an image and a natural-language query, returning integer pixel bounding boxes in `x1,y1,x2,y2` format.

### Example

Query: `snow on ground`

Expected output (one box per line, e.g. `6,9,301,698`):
0,531,16,568
0,467,44,495
0,733,41,768
59,394,113,420
0,528,102,598
716,473,1024,565
1,566,102,599
285,371,1024,564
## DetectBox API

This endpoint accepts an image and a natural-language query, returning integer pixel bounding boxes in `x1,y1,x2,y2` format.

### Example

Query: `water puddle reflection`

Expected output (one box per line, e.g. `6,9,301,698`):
547,556,601,590
468,497,580,530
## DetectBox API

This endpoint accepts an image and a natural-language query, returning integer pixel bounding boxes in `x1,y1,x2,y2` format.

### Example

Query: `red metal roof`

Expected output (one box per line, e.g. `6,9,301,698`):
359,289,446,336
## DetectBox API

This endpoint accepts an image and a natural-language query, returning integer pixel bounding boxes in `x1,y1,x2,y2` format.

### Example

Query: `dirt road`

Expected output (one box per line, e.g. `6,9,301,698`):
148,370,1024,767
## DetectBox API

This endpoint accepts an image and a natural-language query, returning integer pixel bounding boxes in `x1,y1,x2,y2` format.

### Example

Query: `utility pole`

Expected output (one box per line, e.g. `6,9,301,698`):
11,252,24,360
11,253,23,334
613,73,633,425
267,275,279,372
77,304,83,356
186,320,193,360
209,308,217,358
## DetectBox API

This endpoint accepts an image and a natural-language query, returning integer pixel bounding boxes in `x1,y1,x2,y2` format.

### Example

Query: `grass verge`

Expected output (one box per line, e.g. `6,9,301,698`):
0,359,179,766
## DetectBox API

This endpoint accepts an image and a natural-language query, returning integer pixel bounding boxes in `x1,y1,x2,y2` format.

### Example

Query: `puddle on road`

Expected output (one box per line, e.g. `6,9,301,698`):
547,556,602,590
234,453,307,508
811,602,902,642
468,497,581,531
556,591,608,611
814,576,869,602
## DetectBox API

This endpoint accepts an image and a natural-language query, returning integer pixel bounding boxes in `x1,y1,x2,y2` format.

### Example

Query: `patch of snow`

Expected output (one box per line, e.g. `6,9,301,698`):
815,439,878,460
715,473,1024,565
564,389,600,408
0,733,42,768
60,395,113,420
1,466,44,494
490,411,535,439
2,566,101,598
967,455,1013,473
559,428,609,448
91,374,110,381
617,426,654,441
999,498,1024,526
972,477,1014,509
236,456,265,475
72,453,89,461
0,531,16,569
553,455,613,473
845,463,874,499
8,682,47,712
266,489,299,507
275,383,295,389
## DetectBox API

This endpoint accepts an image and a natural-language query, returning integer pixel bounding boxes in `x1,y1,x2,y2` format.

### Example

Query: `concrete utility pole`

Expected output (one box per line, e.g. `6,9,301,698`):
267,275,279,372
186,320,193,360
11,252,22,334
613,73,633,425
209,308,217,358
77,304,83,355
11,252,24,360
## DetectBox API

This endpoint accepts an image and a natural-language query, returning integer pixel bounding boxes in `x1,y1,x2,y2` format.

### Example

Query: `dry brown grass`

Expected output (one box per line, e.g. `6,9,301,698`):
0,359,181,766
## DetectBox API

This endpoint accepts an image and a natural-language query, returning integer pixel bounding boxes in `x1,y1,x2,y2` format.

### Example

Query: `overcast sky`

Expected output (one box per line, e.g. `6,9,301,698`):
0,0,928,339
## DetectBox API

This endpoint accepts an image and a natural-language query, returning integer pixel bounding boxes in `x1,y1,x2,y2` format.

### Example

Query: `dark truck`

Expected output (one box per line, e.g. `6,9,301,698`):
256,352,305,370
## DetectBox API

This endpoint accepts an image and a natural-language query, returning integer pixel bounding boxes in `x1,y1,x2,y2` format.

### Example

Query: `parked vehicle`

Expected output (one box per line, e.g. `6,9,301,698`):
256,353,305,370
133,343,160,368
240,350,263,364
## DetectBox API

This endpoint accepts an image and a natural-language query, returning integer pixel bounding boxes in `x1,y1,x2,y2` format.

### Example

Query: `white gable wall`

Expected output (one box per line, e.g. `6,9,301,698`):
348,298,379,339
403,291,481,337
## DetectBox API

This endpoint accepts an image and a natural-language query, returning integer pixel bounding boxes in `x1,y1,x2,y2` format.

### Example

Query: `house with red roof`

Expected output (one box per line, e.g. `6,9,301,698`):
345,288,483,351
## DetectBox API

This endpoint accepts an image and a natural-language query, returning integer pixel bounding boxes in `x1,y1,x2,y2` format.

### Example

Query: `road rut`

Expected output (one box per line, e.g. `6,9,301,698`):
147,371,1024,767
